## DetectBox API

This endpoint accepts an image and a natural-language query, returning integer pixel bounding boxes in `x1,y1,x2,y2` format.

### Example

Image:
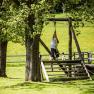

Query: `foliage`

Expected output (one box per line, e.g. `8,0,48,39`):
0,1,29,43
1,0,94,43
59,0,94,35
65,0,94,22
0,0,55,43
31,1,51,36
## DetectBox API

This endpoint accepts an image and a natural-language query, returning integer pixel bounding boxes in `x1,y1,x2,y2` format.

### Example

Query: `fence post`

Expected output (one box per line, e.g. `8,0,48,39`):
81,52,84,62
73,52,76,60
88,52,92,64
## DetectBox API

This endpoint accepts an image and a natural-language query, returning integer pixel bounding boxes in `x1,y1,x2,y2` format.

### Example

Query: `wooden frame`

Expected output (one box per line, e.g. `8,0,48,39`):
40,17,91,80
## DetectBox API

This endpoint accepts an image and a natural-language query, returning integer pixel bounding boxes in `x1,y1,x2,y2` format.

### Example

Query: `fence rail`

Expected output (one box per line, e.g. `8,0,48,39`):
0,52,94,63
41,52,94,64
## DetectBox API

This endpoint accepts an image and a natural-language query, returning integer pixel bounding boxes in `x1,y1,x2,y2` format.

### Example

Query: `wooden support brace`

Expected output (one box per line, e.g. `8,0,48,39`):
39,38,51,55
71,26,92,80
41,61,50,82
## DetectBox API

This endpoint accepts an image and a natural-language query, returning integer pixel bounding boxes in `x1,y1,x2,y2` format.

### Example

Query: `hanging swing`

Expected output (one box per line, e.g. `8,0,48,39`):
50,21,60,60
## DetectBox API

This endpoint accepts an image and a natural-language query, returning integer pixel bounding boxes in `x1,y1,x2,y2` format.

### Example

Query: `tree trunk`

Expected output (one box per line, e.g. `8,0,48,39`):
25,2,42,81
0,40,8,77
25,13,35,81
25,32,33,81
25,34,41,81
30,34,41,81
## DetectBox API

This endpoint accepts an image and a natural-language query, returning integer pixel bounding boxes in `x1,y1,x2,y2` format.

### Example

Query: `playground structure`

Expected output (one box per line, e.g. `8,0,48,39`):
40,53,94,82
38,17,93,81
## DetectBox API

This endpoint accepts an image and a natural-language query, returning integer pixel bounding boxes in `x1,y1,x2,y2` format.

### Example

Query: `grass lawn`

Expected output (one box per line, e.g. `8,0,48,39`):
0,63,94,94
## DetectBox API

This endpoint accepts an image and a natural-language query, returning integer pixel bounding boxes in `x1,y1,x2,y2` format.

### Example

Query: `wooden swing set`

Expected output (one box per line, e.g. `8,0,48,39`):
39,17,92,82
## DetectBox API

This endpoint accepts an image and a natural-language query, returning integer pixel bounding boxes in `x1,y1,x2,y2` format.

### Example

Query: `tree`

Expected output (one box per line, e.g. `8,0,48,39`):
0,0,53,80
65,0,94,21
24,0,52,81
0,0,29,77
0,0,8,77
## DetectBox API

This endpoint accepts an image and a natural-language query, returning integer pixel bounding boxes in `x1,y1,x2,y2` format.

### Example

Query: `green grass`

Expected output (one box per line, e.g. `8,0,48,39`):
0,63,94,94
7,42,25,55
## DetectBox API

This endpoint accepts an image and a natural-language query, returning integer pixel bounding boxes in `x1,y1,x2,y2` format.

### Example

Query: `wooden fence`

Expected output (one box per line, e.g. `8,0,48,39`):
41,52,94,64
4,52,94,63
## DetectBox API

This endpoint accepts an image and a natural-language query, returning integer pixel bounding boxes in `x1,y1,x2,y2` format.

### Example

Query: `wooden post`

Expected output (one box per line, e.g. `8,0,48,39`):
73,52,76,60
68,17,72,60
81,52,84,62
68,17,72,77
71,26,92,80
88,52,92,64
41,61,50,82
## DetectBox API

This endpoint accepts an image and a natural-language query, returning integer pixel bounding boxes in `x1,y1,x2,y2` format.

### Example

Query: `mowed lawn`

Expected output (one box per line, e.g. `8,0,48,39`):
1,14,94,94
0,62,94,94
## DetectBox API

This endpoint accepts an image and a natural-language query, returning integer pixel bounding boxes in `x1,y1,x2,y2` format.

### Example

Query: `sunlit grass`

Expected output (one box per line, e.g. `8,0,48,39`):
0,63,94,94
7,42,25,55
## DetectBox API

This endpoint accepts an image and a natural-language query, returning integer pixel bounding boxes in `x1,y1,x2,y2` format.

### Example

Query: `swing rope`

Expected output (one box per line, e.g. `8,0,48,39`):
54,21,56,32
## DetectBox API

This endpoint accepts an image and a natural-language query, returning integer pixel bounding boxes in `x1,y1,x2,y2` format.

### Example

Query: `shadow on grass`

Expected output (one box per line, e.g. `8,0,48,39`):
2,82,51,90
8,77,22,79
1,77,68,90
1,76,94,94
47,77,94,94
7,63,25,67
79,81,94,94
84,88,94,94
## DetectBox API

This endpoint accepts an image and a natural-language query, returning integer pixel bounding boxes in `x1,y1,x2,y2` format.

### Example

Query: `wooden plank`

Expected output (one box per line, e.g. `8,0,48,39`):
47,71,63,72
42,60,81,76
41,61,50,82
42,60,68,74
48,18,81,21
42,60,81,64
39,38,51,55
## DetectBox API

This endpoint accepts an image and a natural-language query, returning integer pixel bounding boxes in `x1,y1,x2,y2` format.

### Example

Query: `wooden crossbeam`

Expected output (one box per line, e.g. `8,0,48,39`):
42,60,81,64
48,18,81,22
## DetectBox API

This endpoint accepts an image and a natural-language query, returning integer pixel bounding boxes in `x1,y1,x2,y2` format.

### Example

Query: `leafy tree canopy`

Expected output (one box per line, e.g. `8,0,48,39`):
0,0,54,43
0,0,94,43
